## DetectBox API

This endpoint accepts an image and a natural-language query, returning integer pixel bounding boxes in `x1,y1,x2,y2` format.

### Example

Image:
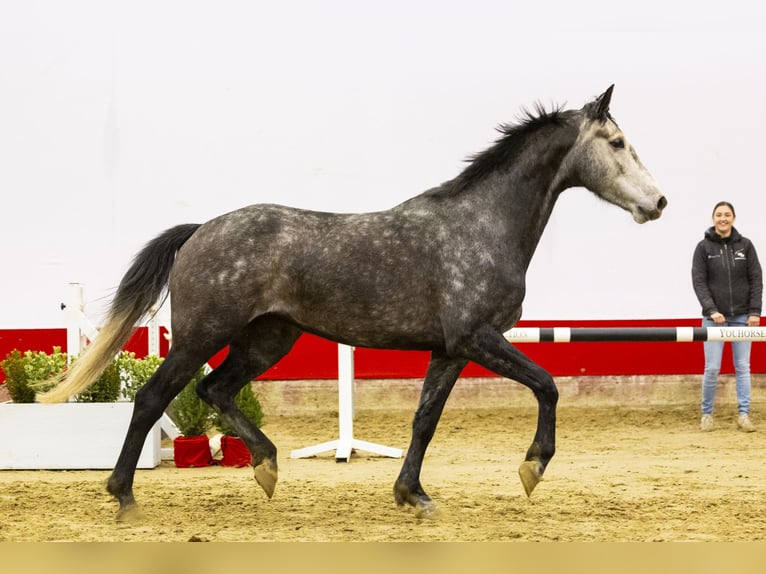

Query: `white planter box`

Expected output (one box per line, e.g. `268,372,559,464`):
0,402,161,469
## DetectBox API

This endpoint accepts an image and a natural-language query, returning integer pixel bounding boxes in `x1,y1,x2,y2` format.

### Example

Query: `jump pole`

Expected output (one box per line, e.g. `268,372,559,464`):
503,326,766,343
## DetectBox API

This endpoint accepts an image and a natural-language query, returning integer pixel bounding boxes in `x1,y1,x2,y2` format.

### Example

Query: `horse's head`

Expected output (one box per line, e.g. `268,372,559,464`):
567,85,667,223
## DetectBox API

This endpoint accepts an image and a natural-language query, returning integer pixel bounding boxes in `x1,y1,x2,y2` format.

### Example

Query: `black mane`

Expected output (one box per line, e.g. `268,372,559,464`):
429,103,571,197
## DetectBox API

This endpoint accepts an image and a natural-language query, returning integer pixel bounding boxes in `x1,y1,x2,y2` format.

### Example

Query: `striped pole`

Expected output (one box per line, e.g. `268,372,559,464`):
503,326,766,343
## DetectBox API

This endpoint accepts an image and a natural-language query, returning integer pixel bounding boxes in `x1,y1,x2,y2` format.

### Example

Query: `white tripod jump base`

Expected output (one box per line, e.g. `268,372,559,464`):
289,344,403,462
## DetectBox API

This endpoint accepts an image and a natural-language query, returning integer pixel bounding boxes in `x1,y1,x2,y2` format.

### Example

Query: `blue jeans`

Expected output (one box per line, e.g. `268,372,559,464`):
701,315,751,415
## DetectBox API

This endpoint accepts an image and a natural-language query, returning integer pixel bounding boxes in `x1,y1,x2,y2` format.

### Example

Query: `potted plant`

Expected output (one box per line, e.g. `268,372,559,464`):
170,370,214,468
0,348,162,469
212,383,263,467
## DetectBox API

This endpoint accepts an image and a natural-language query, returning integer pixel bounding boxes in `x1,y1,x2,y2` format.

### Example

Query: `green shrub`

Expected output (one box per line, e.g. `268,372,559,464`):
171,367,213,436
1,350,36,403
75,358,121,403
0,347,67,403
0,348,165,404
115,352,164,402
212,383,264,436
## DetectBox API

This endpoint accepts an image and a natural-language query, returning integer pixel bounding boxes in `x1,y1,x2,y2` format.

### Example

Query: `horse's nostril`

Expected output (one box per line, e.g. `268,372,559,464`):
657,196,668,211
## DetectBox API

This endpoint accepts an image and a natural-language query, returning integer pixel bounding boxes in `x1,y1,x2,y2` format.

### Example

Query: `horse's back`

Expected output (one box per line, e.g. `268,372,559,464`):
167,202,448,349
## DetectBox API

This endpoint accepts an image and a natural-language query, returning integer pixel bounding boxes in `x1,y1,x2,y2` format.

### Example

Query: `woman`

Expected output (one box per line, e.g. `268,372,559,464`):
692,201,762,432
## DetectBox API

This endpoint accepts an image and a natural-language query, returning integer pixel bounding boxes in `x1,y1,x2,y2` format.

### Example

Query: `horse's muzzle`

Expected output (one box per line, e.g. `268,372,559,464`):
634,195,667,223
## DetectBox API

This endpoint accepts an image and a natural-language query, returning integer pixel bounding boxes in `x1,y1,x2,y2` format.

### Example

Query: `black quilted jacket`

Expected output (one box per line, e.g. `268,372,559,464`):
691,226,763,318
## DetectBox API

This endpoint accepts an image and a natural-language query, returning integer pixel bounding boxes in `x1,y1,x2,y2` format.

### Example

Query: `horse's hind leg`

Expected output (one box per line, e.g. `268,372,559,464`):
107,348,209,522
394,351,467,519
196,316,302,498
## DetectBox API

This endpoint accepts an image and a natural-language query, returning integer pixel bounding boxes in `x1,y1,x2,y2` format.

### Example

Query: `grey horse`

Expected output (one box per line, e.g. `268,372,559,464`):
40,85,667,521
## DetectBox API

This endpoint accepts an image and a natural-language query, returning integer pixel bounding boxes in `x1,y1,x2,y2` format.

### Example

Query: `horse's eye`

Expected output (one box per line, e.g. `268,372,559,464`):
610,138,625,149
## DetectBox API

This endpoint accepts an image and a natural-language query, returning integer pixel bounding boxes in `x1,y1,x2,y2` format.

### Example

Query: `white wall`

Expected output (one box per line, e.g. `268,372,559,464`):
1,1,765,328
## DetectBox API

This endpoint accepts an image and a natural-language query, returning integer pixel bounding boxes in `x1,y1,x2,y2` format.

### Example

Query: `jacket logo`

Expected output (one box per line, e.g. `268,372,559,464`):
734,249,746,260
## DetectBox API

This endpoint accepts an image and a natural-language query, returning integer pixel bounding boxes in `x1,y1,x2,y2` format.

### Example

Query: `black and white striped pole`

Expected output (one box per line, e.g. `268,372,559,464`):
504,326,766,343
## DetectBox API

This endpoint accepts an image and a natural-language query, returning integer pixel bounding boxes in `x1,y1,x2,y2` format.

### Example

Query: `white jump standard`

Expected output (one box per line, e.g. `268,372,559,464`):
289,344,403,462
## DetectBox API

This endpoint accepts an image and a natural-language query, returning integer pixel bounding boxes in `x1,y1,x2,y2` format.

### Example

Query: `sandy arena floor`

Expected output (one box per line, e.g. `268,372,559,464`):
1,376,764,542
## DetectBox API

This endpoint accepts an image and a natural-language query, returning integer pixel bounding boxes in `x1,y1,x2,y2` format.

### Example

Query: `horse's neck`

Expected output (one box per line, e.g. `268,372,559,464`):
401,122,576,268
465,123,577,265
467,158,569,268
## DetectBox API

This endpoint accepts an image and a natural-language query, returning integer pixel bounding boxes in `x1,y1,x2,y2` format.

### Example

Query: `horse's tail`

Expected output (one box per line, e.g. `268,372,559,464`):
37,223,202,404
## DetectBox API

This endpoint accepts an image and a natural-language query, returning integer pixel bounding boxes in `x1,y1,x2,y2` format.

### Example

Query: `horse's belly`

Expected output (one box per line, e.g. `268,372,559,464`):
294,311,444,351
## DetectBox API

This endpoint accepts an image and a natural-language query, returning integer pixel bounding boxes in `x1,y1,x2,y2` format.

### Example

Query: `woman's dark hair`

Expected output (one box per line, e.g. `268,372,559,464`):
712,201,736,218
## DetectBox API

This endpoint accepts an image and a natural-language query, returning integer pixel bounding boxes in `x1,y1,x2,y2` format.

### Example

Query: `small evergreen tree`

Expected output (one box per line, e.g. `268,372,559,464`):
171,369,213,436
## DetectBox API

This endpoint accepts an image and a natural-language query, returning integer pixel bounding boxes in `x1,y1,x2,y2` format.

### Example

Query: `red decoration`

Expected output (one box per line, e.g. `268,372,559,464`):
173,435,212,468
220,436,251,467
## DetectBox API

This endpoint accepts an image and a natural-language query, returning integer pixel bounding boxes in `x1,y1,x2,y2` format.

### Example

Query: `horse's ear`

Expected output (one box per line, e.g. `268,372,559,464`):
586,84,614,121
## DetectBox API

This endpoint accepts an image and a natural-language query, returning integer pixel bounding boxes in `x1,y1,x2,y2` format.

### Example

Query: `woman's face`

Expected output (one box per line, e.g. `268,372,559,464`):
713,205,735,238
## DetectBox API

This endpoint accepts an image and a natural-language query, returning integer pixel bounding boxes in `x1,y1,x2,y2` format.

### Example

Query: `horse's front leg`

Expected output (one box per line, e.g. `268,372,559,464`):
462,326,558,497
394,352,467,519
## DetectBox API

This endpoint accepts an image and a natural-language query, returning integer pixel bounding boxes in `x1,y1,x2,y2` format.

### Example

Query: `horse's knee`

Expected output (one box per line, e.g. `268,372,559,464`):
133,382,158,407
195,378,231,411
130,386,171,429
548,381,559,405
533,374,558,405
195,378,213,403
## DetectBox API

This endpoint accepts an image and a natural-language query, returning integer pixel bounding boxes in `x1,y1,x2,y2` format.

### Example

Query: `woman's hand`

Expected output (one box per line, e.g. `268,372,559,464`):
710,312,725,324
747,315,761,327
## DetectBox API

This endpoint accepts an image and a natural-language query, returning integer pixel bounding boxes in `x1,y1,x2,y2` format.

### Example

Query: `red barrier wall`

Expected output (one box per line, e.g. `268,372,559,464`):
1,318,760,383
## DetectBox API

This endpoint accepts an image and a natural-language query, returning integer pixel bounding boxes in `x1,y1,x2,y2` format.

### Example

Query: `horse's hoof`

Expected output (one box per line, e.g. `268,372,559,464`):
253,459,278,498
115,503,145,524
518,460,543,497
393,483,440,518
414,499,441,520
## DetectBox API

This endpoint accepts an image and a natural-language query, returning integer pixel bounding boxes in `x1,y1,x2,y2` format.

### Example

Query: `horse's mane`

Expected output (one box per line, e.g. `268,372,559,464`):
426,103,572,198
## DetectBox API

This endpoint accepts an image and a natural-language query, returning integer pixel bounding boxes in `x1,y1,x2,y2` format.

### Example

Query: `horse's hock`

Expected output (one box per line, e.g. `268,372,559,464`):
251,374,766,415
